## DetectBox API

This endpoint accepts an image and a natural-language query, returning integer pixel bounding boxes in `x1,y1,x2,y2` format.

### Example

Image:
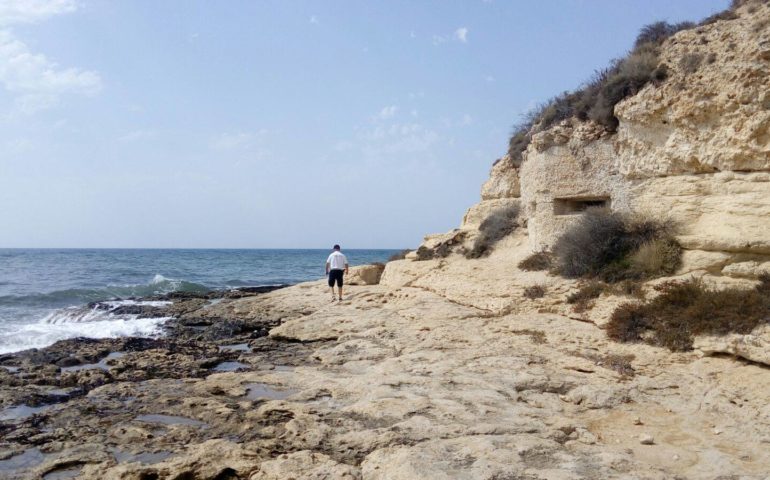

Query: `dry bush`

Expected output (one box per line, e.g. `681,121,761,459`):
518,252,553,271
554,208,680,282
415,231,467,261
629,238,682,277
511,329,547,344
606,275,770,351
415,246,435,261
599,353,636,377
679,52,704,74
465,206,520,259
523,285,546,299
700,9,739,26
388,249,411,262
505,16,711,158
567,281,606,312
634,21,695,48
607,279,645,299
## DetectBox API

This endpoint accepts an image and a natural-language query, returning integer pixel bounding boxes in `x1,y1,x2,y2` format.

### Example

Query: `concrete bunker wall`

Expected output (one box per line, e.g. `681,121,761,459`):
519,137,631,251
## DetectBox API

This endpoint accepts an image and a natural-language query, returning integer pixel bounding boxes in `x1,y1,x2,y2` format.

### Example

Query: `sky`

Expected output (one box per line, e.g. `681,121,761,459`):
0,0,729,249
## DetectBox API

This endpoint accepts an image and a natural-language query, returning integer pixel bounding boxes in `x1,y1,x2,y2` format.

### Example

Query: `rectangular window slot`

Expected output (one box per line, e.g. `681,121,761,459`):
554,197,610,215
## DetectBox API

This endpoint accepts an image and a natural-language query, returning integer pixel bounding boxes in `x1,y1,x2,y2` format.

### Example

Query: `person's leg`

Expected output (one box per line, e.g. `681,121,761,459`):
338,286,343,301
328,272,336,301
338,273,344,300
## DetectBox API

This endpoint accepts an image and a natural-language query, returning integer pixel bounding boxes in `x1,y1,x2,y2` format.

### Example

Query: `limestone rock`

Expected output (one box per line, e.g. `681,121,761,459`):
461,198,520,230
345,264,385,286
722,260,770,279
250,451,360,479
481,154,521,200
693,324,770,366
677,250,731,275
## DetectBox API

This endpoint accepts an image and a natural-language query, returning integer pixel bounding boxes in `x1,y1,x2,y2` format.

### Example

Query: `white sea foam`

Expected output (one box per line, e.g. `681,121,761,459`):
103,300,172,308
0,315,169,355
0,299,172,355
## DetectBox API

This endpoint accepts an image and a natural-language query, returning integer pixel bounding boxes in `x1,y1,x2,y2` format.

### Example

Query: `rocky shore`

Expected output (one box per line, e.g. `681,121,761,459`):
0,256,768,479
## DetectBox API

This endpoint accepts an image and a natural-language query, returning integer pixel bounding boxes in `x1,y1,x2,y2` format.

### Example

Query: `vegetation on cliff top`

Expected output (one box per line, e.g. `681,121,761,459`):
507,1,747,165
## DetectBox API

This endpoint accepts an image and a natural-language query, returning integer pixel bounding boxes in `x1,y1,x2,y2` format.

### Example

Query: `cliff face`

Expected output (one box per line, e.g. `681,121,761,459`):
471,1,770,261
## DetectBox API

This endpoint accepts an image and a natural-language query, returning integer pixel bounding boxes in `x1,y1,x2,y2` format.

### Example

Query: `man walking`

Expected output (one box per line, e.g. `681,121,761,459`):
326,244,349,301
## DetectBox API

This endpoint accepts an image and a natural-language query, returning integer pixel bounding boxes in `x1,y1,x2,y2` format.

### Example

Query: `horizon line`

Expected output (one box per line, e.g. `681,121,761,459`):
0,246,409,251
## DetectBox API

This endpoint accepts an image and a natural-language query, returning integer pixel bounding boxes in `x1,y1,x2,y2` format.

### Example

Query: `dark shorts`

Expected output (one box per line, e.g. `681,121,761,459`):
328,269,344,287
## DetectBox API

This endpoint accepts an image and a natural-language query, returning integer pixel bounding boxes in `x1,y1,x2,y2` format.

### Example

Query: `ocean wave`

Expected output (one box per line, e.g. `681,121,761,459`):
0,275,210,309
0,315,170,355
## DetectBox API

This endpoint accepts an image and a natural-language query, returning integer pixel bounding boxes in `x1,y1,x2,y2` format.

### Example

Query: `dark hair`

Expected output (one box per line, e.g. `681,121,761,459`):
333,244,341,250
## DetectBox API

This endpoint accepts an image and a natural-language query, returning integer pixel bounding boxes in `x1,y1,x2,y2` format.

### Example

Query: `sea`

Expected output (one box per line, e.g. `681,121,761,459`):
0,249,399,355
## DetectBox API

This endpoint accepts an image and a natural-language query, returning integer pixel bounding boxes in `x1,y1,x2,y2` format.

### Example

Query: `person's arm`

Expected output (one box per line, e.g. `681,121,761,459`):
344,257,349,275
326,260,330,275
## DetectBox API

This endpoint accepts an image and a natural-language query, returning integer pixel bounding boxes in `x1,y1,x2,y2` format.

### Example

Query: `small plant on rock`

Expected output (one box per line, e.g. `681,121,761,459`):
523,285,546,299
567,281,607,312
606,275,770,351
518,252,553,271
465,205,520,259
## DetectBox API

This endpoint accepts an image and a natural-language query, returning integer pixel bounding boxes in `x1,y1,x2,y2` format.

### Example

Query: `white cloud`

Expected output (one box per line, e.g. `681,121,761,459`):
454,27,468,43
209,130,268,151
118,130,156,142
358,122,439,156
375,105,398,120
0,0,76,25
485,75,495,82
309,15,318,24
0,1,102,114
460,114,472,126
431,34,447,46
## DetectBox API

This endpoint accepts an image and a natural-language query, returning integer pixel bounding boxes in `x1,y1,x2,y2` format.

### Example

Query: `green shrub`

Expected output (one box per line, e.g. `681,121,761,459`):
523,285,546,299
518,252,554,271
465,206,520,259
553,208,680,282
607,275,770,351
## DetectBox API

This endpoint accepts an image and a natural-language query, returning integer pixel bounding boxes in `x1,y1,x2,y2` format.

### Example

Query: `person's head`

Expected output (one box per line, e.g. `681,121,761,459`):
333,244,341,251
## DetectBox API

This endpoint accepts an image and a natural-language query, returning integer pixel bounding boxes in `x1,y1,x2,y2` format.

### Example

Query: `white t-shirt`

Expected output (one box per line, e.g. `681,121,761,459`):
327,251,348,270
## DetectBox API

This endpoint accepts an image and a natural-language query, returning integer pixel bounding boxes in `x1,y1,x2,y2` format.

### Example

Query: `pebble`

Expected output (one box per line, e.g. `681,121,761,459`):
633,416,643,425
639,433,655,445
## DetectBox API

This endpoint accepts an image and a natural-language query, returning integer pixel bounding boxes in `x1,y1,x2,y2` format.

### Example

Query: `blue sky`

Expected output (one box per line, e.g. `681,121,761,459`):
0,0,728,248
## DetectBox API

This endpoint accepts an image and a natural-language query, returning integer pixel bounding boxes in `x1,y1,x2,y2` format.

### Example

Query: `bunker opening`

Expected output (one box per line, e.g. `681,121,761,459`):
554,196,611,215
